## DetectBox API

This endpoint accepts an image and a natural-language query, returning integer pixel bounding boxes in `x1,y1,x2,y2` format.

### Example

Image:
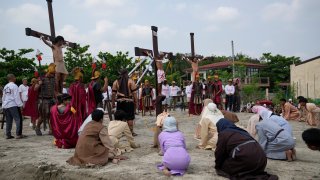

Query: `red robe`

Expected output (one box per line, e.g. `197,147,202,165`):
87,81,96,115
69,81,87,122
23,85,39,123
213,80,223,104
50,104,81,149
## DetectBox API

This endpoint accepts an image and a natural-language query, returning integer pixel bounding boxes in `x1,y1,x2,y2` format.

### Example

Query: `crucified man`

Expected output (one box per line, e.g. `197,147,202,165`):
183,56,205,82
41,35,68,94
145,51,166,95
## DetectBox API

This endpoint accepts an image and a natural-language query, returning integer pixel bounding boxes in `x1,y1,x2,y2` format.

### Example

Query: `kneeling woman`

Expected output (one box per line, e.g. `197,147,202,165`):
158,116,191,176
67,109,126,166
215,118,276,179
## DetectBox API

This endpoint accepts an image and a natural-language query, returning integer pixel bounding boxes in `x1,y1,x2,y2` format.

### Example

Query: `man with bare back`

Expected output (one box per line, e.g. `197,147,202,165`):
183,57,202,82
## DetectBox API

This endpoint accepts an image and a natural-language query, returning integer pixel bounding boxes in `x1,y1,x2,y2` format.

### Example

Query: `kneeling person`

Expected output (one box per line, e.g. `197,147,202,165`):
108,110,140,152
67,109,126,166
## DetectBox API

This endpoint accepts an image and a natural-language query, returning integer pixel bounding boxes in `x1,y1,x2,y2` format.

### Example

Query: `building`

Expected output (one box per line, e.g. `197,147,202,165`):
290,56,320,99
185,61,269,87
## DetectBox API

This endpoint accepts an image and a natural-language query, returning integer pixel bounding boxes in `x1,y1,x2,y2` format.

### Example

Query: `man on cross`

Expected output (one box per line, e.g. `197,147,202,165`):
183,56,204,82
41,35,68,94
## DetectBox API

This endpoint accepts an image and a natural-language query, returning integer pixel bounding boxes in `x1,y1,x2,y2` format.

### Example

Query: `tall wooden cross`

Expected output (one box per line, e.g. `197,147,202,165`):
135,26,172,116
25,0,76,48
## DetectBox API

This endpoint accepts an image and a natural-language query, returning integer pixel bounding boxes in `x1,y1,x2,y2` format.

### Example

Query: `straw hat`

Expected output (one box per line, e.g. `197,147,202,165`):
172,81,176,84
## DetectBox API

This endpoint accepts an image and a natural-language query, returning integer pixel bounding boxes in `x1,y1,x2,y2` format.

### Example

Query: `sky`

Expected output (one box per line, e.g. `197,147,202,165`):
0,0,319,64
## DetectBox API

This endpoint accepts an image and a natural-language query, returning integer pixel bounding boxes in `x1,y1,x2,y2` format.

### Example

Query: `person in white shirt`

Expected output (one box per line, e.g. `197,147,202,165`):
62,82,68,94
224,79,235,111
169,81,181,111
18,78,29,108
2,74,25,139
161,79,170,112
102,85,112,110
185,81,193,106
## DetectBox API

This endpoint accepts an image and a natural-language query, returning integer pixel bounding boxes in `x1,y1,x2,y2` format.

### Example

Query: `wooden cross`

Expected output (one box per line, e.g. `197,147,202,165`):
25,0,76,48
135,26,173,116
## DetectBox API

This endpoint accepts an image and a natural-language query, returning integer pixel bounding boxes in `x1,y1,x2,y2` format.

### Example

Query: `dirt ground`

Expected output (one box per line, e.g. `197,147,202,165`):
0,110,320,180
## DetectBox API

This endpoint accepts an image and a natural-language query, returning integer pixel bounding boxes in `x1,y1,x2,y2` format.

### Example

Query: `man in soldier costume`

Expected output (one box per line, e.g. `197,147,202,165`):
142,80,153,116
35,63,56,135
189,75,203,115
112,69,138,136
206,76,214,100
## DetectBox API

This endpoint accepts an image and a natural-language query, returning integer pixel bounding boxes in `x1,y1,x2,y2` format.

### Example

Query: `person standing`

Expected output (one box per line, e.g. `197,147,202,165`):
112,69,138,136
87,69,108,115
224,79,235,111
161,79,170,112
142,80,153,116
185,81,193,108
233,78,241,112
36,63,56,135
212,74,223,110
23,78,40,129
2,74,24,139
169,81,180,111
69,67,87,123
18,78,29,109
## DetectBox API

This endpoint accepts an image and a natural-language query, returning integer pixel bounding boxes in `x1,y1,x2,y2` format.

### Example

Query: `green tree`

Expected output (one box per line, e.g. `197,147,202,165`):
260,53,301,90
0,48,37,86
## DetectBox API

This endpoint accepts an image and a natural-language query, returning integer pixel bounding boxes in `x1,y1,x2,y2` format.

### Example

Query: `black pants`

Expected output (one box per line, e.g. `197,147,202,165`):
4,107,23,137
225,95,234,111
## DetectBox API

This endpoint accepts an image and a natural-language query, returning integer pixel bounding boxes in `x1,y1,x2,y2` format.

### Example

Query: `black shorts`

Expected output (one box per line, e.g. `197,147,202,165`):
116,100,135,120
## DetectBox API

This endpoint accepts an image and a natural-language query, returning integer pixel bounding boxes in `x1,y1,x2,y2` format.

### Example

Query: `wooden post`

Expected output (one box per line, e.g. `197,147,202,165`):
46,0,55,38
190,33,195,58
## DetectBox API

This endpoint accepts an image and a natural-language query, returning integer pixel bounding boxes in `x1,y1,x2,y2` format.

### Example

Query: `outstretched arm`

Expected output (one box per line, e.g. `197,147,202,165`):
182,56,192,64
40,36,53,49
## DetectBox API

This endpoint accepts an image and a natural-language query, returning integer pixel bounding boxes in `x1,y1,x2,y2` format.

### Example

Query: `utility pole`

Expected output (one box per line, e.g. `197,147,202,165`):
231,40,235,79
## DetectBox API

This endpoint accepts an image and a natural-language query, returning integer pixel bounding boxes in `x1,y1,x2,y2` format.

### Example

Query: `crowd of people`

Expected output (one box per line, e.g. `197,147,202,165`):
1,35,319,179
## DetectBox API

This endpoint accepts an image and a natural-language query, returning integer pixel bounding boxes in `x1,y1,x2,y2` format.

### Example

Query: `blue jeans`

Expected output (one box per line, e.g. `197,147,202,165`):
4,106,22,137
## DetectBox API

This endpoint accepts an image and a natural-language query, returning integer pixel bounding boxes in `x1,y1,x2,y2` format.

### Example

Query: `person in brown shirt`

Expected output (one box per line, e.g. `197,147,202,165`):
67,109,126,166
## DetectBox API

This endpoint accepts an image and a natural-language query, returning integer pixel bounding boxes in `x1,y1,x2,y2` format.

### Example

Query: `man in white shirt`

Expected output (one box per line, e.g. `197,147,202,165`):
18,78,29,108
169,81,181,111
224,79,235,111
2,74,25,139
185,81,193,106
161,79,170,112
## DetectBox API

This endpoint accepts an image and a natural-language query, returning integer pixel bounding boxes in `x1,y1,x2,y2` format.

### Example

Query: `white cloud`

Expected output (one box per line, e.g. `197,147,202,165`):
262,40,273,48
262,0,300,22
159,27,177,38
83,0,125,8
175,3,187,11
5,3,46,25
206,6,240,22
92,20,116,35
203,25,220,32
118,24,150,39
57,25,85,43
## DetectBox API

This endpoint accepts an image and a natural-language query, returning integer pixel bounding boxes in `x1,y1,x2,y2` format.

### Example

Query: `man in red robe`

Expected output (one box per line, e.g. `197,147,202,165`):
23,78,40,129
50,94,80,149
69,67,87,122
213,74,223,110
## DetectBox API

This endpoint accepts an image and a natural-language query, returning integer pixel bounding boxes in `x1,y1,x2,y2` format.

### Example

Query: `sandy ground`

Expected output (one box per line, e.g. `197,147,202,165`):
0,110,320,180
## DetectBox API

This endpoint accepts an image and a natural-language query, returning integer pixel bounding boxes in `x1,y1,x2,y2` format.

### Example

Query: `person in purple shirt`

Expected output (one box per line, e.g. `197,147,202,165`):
157,116,191,176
